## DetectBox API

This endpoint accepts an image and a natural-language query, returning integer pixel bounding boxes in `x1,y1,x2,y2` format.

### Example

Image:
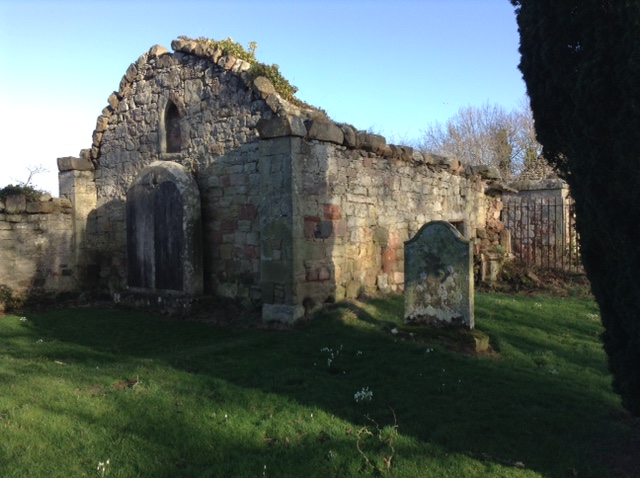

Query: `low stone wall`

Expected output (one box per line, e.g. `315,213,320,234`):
0,193,76,304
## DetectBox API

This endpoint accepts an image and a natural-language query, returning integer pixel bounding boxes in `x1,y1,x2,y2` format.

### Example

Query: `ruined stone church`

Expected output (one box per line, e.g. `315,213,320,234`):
1,38,506,321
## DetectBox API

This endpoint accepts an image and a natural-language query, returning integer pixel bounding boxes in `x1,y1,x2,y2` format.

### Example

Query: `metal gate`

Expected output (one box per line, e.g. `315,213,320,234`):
502,197,582,274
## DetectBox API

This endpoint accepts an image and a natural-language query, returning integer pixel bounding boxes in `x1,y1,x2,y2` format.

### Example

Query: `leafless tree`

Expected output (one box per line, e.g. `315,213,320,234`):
418,99,553,181
20,164,49,188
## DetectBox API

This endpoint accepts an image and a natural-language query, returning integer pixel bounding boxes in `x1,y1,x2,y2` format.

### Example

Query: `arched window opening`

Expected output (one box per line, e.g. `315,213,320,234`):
165,102,181,153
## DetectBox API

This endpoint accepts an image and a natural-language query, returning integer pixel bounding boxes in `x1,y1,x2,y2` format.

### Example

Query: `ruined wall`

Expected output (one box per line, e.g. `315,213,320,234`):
91,44,279,296
0,194,76,303
75,39,507,319
287,138,496,312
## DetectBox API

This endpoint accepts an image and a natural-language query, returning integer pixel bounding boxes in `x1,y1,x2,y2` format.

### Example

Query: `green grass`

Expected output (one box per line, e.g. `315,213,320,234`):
0,293,632,477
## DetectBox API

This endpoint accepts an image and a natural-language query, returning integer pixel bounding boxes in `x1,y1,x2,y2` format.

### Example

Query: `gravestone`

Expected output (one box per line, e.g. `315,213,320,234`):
404,221,474,329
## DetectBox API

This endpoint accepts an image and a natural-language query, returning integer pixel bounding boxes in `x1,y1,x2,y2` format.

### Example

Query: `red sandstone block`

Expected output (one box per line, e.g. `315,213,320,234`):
221,219,237,232
306,268,319,281
318,266,331,281
304,216,321,238
382,248,397,273
211,231,224,245
240,204,258,220
324,204,342,220
387,231,402,249
244,245,258,259
332,220,347,237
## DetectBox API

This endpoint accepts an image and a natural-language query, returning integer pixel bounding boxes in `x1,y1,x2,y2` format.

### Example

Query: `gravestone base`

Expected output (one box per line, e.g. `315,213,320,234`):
262,303,305,323
394,324,491,354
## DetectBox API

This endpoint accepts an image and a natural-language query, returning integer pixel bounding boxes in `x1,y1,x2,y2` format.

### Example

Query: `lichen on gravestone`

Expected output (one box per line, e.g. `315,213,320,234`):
404,221,474,329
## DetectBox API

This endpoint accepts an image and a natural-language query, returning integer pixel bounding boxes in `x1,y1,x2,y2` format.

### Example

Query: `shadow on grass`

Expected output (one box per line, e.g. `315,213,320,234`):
3,293,630,478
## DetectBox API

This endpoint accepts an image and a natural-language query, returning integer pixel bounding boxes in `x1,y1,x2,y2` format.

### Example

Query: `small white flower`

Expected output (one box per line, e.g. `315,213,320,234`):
19,317,27,321
354,387,373,403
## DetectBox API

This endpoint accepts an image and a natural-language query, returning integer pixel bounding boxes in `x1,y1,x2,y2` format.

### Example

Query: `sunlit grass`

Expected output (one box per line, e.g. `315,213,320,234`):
0,293,630,477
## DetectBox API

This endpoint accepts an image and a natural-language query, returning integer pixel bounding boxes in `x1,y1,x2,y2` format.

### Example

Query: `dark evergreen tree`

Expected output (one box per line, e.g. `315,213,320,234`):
511,0,640,414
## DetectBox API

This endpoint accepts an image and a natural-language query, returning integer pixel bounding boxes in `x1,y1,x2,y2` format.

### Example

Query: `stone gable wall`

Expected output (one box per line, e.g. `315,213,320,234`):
91,45,279,295
0,194,76,303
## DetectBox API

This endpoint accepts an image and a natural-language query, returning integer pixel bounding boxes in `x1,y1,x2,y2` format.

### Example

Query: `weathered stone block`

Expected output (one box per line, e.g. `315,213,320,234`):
57,156,95,172
340,124,357,148
357,132,386,153
251,76,276,99
256,116,306,138
306,120,344,145
262,303,305,323
5,195,26,214
148,44,168,58
346,280,362,299
26,202,55,214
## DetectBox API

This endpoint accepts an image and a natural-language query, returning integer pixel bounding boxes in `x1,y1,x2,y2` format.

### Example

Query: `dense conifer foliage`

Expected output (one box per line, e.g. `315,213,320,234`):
511,0,640,414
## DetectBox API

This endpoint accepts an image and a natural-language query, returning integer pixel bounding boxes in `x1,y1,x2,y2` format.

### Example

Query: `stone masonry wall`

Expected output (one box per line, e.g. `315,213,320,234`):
76,38,507,319
0,194,76,303
91,44,281,296
290,139,494,311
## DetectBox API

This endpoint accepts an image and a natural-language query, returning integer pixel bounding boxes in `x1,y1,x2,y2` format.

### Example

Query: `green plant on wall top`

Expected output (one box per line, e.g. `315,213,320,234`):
0,184,44,202
181,36,316,108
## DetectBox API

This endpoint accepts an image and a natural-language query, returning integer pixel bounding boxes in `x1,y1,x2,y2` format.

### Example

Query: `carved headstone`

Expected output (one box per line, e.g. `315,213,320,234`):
404,221,474,329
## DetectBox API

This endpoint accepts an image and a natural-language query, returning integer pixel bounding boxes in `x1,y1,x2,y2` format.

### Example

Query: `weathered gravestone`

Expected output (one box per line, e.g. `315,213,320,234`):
404,221,474,329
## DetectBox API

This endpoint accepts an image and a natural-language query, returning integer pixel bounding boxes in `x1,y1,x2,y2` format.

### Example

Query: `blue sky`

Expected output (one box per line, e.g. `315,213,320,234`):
0,0,525,194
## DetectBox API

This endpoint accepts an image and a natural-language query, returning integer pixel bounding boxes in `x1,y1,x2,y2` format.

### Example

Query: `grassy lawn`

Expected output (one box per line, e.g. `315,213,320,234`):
0,292,634,477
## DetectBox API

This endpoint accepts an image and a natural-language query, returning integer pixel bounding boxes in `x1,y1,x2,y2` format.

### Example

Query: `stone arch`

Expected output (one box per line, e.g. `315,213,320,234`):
126,161,202,295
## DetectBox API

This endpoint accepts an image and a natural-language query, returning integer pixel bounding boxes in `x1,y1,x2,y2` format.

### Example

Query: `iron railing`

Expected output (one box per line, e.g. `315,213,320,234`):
502,197,582,274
